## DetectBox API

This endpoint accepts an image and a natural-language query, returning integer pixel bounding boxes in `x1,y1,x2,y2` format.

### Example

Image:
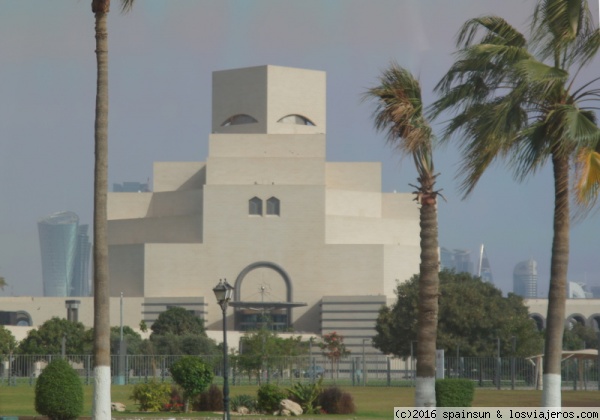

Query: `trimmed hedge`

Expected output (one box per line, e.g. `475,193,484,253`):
435,378,475,407
35,359,84,420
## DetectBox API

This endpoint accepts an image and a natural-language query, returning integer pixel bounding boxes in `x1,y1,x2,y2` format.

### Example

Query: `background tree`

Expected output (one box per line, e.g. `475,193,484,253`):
139,320,148,333
90,1,135,418
237,328,283,383
144,307,217,355
150,307,205,336
562,324,599,350
18,317,92,355
364,63,441,407
143,334,219,356
169,356,214,413
431,0,600,407
110,326,143,355
234,328,308,383
374,270,543,358
0,325,17,355
0,276,6,291
319,332,350,378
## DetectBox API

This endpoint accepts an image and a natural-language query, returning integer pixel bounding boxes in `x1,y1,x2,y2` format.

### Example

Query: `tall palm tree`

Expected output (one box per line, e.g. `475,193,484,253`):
431,0,600,407
364,63,441,407
90,1,134,418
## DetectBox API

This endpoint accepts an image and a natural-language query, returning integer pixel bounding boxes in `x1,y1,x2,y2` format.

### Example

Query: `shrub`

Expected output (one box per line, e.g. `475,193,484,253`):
337,391,357,414
287,378,323,414
436,378,475,407
230,394,257,413
35,358,84,420
196,384,223,411
131,380,171,412
169,356,214,412
164,385,184,412
257,383,287,414
318,385,356,414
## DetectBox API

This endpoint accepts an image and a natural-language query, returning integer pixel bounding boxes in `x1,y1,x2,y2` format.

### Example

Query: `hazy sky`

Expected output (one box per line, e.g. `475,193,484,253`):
1,0,599,297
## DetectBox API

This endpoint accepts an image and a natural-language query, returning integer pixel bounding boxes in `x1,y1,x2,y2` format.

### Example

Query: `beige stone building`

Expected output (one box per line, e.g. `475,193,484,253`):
105,65,420,354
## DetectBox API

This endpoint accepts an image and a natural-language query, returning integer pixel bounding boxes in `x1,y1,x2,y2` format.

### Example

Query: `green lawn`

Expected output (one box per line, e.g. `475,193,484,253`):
1,385,598,418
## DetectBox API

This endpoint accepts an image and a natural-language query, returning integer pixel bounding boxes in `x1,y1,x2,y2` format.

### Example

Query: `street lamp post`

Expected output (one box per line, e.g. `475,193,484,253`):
496,337,501,390
213,279,235,420
511,336,517,390
410,340,417,381
362,338,371,386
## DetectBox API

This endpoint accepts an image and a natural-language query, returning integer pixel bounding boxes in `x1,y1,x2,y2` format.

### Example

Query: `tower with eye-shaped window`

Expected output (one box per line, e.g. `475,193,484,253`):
212,65,325,135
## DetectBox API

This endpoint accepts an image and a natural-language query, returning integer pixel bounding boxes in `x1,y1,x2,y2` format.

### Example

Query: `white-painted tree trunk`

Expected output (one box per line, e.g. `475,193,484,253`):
92,366,111,419
415,377,436,407
541,373,561,408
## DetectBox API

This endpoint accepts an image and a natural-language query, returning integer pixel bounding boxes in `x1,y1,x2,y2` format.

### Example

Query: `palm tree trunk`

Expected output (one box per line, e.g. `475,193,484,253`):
541,152,570,408
415,195,439,407
92,7,111,420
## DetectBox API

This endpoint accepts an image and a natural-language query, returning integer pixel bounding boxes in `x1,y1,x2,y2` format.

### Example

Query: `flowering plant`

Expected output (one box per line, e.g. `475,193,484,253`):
319,332,350,362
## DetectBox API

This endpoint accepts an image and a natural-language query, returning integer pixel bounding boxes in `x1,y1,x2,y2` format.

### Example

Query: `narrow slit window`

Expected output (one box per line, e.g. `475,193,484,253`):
266,197,280,216
249,197,263,216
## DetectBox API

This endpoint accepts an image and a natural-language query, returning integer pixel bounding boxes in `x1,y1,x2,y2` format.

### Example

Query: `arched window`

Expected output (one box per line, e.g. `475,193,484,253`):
221,114,258,126
590,314,600,332
249,197,262,216
567,314,586,329
277,114,315,126
15,311,33,326
266,197,280,216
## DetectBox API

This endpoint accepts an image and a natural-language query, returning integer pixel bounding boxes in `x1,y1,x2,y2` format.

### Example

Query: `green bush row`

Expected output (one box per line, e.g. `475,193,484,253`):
257,381,356,415
436,378,475,407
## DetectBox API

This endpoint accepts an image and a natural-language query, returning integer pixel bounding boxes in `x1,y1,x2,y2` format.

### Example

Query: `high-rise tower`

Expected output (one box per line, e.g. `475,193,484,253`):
477,244,494,283
38,211,91,297
513,258,537,298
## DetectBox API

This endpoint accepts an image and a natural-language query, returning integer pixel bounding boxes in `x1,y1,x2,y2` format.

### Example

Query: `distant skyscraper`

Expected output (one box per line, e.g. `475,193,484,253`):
513,258,537,298
38,211,91,297
72,225,91,296
440,247,474,274
477,244,494,283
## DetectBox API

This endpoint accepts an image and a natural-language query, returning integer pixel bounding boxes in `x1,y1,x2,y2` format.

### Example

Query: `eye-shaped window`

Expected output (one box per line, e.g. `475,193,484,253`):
221,114,258,126
277,114,315,126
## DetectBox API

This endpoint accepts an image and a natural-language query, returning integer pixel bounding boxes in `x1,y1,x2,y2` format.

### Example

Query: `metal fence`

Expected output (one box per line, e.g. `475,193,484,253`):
1,354,598,390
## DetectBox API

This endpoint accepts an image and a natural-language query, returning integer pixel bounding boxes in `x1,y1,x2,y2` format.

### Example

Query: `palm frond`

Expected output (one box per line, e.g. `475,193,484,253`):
120,0,135,13
565,29,600,70
531,0,598,65
510,121,553,180
557,105,600,146
457,16,526,49
571,75,600,100
573,147,600,213
515,58,568,83
363,62,434,157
